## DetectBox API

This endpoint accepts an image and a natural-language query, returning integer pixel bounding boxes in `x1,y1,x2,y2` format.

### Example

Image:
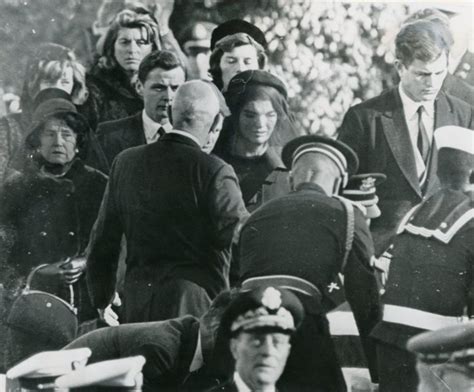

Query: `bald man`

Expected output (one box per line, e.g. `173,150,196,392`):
87,81,248,323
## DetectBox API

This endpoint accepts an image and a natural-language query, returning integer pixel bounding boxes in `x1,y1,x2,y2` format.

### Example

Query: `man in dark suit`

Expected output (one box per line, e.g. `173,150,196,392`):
96,50,185,172
64,290,239,392
87,80,248,324
338,20,474,255
403,7,474,105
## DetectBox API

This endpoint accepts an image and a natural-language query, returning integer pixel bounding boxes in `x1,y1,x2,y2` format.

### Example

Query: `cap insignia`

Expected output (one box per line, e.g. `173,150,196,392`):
261,287,282,310
360,177,376,191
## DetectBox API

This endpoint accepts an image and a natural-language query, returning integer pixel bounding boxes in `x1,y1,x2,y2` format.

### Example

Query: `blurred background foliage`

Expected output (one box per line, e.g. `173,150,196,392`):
0,0,410,136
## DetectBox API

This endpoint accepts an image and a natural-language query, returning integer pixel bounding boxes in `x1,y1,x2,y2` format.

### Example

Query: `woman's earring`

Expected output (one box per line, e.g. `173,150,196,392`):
75,148,79,154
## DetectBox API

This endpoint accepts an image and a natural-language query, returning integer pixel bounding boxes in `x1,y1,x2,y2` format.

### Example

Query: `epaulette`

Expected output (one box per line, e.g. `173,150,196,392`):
397,190,474,244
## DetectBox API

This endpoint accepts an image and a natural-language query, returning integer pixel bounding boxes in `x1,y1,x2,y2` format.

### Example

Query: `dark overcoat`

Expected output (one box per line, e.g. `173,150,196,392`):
79,66,143,131
96,112,145,173
87,132,248,322
338,88,474,255
0,159,108,321
66,316,200,392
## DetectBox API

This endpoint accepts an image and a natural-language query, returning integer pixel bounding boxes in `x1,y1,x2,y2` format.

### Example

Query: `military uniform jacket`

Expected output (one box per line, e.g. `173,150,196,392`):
87,133,248,320
238,183,381,379
371,188,474,349
338,88,474,255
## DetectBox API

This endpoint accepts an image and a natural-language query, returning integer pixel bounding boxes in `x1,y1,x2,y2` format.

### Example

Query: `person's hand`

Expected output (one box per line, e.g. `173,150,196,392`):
35,260,76,286
60,257,87,285
98,292,122,326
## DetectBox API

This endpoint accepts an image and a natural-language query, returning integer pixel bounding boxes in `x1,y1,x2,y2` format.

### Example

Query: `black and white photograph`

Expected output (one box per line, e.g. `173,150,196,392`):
0,0,472,391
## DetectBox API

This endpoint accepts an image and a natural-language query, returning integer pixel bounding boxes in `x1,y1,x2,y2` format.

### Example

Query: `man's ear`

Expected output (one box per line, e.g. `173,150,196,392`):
135,79,144,97
288,172,295,191
209,113,223,135
394,59,404,76
229,338,239,361
331,177,342,196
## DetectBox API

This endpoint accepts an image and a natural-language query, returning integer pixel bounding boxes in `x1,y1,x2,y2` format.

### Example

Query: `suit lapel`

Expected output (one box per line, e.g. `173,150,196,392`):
381,89,421,196
121,112,146,148
423,93,454,197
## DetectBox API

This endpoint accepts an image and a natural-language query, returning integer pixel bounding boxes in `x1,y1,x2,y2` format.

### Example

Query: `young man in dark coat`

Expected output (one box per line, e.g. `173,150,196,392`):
237,136,381,392
96,50,185,173
371,125,474,392
338,20,474,256
87,80,248,324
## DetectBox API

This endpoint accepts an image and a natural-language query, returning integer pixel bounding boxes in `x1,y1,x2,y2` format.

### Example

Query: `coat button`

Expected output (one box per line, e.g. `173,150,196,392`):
147,283,152,287
40,231,47,237
68,231,76,236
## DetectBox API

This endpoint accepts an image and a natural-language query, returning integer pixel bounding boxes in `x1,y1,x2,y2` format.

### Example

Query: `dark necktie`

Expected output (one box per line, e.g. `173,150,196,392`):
150,126,165,143
417,106,430,163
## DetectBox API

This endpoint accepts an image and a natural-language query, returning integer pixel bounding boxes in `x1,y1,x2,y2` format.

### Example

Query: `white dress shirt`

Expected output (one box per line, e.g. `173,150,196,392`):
398,84,435,178
142,110,172,144
234,372,276,392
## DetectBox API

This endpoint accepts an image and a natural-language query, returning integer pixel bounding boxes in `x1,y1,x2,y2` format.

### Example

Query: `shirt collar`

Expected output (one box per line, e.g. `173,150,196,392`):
234,372,275,392
142,110,172,132
167,129,202,147
398,84,435,120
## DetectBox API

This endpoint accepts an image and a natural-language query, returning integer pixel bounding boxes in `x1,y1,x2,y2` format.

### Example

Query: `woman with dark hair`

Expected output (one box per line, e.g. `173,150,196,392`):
0,43,88,181
209,19,267,91
214,70,297,211
209,33,267,92
0,97,108,347
81,9,166,129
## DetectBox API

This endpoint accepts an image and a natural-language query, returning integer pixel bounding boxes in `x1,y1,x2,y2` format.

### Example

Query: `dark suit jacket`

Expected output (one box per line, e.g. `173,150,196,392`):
338,87,473,254
87,133,248,321
65,316,200,392
97,112,145,173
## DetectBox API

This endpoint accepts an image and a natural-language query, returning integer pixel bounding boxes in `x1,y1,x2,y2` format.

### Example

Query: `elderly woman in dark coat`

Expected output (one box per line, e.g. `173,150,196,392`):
213,70,297,211
0,97,108,368
81,8,185,130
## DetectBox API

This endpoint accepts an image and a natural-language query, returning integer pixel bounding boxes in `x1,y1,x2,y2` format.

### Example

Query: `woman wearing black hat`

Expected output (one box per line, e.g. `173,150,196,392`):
213,70,297,211
0,43,88,181
0,97,108,365
209,19,268,92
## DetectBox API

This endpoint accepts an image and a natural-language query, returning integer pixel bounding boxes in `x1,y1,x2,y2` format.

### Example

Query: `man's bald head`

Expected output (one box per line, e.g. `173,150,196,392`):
172,80,222,146
290,153,344,196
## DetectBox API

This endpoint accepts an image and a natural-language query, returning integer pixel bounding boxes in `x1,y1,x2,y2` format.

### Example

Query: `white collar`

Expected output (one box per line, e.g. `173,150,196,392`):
167,129,201,147
189,332,204,372
234,372,276,392
142,110,172,132
398,84,435,120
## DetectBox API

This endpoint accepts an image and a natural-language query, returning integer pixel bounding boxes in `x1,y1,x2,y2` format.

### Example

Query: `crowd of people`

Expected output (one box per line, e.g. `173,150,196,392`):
0,2,473,392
